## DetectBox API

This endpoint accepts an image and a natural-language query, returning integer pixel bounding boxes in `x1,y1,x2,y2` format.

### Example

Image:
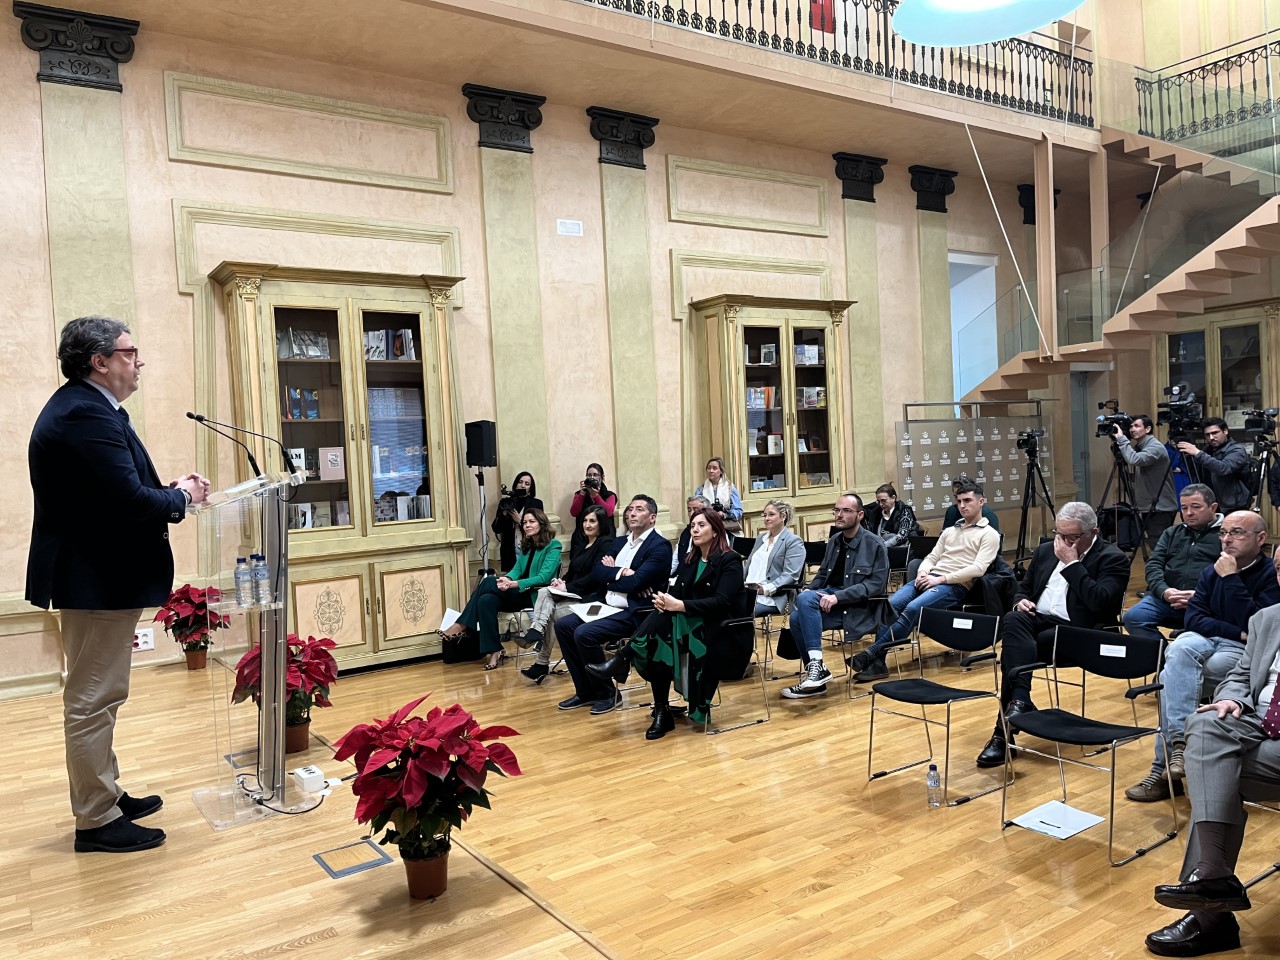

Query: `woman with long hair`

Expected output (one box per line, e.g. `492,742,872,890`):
442,506,561,669
694,456,743,534
491,470,543,571
590,508,752,738
569,462,616,552
519,505,611,684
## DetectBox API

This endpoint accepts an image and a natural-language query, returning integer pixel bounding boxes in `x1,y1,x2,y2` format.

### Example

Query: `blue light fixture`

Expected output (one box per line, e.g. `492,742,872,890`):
892,0,1085,48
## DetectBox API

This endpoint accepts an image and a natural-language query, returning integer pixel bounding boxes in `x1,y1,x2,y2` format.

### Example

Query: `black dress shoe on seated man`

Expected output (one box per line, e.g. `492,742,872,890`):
1144,911,1240,957
1154,872,1251,912
74,817,166,853
976,700,1034,767
645,706,676,740
117,792,163,820
586,645,633,684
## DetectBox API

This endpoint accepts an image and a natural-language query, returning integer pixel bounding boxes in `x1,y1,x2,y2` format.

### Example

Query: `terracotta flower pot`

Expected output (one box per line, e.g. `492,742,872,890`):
402,848,449,899
285,720,311,754
185,648,207,670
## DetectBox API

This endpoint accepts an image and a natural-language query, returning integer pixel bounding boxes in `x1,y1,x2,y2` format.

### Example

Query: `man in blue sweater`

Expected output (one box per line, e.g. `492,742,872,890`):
1126,511,1280,802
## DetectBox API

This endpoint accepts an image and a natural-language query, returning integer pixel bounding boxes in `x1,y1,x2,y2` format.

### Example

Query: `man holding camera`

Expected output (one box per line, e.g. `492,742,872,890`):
1177,419,1253,515
1113,414,1177,552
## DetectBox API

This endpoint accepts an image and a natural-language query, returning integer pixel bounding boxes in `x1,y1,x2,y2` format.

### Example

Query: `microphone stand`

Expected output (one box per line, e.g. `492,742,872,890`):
187,411,262,478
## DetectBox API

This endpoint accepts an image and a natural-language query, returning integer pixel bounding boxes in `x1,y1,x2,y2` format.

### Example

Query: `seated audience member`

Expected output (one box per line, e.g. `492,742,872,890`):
570,462,617,552
694,456,743,534
1143,603,1280,957
942,475,1001,532
591,509,752,738
849,482,1001,682
976,502,1130,767
672,495,711,575
866,483,924,547
744,499,806,617
1126,511,1280,802
1122,484,1221,641
520,505,611,684
781,493,890,701
491,470,543,572
553,495,672,715
441,507,561,669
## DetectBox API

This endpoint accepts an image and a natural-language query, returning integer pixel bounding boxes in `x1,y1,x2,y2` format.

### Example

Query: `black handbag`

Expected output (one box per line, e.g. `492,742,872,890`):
774,626,802,660
440,628,482,663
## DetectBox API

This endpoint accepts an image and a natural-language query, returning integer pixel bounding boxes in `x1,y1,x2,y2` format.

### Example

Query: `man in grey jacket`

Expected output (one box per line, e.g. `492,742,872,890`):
1113,413,1177,552
1176,419,1253,515
783,493,889,699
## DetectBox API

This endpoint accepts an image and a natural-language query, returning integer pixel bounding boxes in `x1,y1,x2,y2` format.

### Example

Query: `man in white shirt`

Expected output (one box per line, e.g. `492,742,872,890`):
1144,600,1280,957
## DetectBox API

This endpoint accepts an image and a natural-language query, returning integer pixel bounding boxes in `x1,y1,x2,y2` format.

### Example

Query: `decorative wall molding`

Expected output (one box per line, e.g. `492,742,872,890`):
667,157,829,237
461,83,545,153
832,153,887,203
586,105,659,169
163,73,453,194
13,2,137,91
1016,183,1061,225
669,249,832,320
907,165,958,214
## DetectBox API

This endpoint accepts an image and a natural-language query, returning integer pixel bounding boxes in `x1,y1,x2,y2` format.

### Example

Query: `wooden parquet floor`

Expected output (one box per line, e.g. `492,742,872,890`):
5,629,1280,960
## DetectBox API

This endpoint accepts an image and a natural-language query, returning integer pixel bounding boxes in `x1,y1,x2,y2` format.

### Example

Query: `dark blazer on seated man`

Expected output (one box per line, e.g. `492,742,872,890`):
976,502,1130,768
554,495,673,713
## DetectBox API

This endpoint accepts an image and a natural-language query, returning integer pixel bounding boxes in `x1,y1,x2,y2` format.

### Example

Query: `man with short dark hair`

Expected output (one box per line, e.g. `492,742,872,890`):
27,316,210,854
1113,413,1177,551
1122,483,1222,642
849,482,1000,682
1177,419,1253,515
554,494,671,716
781,493,889,700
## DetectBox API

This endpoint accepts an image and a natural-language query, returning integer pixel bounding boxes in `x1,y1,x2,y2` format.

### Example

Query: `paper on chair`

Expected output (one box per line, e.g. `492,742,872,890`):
547,587,582,600
1011,800,1103,839
570,602,620,623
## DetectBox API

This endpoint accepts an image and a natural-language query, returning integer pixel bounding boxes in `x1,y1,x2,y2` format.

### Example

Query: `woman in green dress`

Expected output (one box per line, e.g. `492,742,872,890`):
631,507,753,739
442,506,561,669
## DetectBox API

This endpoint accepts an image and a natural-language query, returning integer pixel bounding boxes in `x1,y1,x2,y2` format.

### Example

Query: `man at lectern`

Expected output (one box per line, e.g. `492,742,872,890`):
26,316,209,854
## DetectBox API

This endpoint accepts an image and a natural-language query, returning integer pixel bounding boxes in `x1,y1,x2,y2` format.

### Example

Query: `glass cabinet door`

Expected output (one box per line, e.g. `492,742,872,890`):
274,306,352,531
742,325,787,494
1166,330,1207,405
362,309,432,526
792,326,832,492
1216,322,1263,428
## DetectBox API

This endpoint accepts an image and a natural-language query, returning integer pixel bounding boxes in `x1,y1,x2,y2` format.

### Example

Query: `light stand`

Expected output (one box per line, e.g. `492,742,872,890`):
475,467,495,580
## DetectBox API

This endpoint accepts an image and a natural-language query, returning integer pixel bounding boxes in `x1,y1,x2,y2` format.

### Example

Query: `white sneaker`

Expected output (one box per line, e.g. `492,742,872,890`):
797,660,832,692
782,682,827,699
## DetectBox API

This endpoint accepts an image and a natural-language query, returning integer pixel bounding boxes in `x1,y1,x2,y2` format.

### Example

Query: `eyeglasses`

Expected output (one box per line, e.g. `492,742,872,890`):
110,347,141,362
875,498,893,505
1220,528,1261,540
833,507,860,516
1054,530,1086,543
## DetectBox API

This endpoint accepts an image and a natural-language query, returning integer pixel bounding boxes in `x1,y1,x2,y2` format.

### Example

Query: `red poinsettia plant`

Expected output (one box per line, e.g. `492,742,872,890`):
232,634,338,726
154,583,231,652
334,694,522,860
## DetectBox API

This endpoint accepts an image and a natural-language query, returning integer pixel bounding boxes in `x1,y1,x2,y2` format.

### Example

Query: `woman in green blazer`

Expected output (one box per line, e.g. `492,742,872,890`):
443,507,562,668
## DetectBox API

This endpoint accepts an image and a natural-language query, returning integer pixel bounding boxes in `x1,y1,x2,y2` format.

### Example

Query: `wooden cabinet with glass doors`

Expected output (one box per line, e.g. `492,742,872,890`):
209,264,471,670
1159,307,1274,434
687,295,853,532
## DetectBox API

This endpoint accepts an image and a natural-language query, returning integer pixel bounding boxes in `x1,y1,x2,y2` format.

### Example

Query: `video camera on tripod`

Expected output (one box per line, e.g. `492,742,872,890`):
1243,407,1279,455
1094,398,1132,438
1156,383,1204,443
496,484,529,517
1015,428,1045,455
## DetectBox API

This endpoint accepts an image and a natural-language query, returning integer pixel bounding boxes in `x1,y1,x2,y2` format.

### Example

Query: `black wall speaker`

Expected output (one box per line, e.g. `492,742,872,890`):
464,420,497,468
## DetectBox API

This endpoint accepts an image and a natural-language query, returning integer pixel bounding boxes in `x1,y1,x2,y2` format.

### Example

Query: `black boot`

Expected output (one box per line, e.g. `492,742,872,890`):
645,704,676,740
521,662,549,684
587,644,633,683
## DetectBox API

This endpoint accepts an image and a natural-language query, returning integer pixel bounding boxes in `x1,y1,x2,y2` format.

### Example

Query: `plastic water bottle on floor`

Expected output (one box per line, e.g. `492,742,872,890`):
251,554,272,605
926,764,942,807
234,557,252,608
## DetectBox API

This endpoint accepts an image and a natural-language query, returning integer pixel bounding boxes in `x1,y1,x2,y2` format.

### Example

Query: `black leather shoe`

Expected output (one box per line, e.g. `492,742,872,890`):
557,695,590,711
1154,873,1251,912
521,662,549,684
74,817,166,853
1145,911,1240,957
976,733,1017,768
645,707,676,740
1005,698,1036,722
586,647,632,684
117,792,163,820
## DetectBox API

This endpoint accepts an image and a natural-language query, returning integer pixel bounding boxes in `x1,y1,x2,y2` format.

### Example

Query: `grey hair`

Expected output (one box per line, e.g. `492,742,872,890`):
59,315,129,381
1056,501,1098,532
764,498,794,525
687,494,711,507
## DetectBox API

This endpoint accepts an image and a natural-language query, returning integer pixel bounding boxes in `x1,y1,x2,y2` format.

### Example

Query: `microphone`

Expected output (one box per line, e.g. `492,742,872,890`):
188,412,262,478
187,412,299,479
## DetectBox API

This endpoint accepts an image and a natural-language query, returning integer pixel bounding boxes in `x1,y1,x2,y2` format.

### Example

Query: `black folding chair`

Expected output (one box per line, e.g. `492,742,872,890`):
999,625,1180,867
866,607,1007,804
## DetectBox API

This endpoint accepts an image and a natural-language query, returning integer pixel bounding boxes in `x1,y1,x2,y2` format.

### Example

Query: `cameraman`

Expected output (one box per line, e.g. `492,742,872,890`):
492,471,542,571
1112,414,1176,551
1175,418,1252,514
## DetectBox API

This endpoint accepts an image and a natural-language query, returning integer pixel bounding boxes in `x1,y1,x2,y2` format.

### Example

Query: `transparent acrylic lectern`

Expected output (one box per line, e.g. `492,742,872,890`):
190,470,309,829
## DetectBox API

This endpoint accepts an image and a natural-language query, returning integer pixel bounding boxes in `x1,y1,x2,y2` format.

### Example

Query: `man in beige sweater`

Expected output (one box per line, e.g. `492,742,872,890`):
849,481,1001,681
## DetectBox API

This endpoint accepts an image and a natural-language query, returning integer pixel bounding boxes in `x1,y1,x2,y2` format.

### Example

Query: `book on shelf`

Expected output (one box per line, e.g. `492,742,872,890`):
284,385,303,420
286,447,307,474
760,343,777,364
288,502,313,529
767,433,783,455
304,449,320,481
396,495,413,521
302,388,321,419
746,386,765,410
289,329,331,359
412,494,431,519
318,446,345,481
312,502,333,528
374,496,397,522
816,386,827,409
797,438,808,453
364,330,388,360
335,500,350,526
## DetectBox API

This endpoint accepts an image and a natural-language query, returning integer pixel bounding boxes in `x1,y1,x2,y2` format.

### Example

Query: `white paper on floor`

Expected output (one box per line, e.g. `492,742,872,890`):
1011,800,1104,839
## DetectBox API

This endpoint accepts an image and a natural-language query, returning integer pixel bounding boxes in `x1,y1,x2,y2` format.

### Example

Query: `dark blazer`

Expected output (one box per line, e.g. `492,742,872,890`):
593,529,673,612
671,549,754,680
1014,536,1130,627
564,536,609,601
27,379,187,610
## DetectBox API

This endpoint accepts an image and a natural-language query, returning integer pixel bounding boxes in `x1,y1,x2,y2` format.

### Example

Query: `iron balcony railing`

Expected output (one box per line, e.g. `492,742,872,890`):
576,0,1094,127
1136,38,1278,145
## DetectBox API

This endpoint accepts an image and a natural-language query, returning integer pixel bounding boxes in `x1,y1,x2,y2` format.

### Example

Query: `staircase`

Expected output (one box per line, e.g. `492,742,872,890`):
964,129,1279,403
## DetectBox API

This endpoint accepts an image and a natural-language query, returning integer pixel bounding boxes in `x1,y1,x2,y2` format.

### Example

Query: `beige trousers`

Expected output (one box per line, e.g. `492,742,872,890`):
61,608,141,829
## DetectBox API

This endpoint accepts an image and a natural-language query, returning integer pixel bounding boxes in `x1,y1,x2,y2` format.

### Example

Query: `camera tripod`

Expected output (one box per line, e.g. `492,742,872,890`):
1013,442,1057,578
1248,439,1277,512
1096,440,1169,564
